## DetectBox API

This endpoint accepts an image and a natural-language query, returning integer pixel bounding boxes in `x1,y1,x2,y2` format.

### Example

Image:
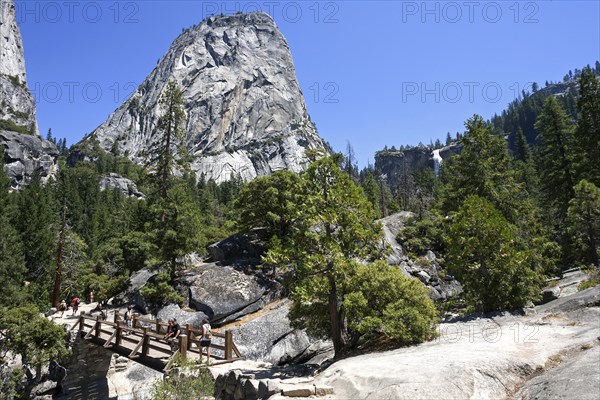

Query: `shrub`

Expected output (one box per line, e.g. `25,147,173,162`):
344,260,438,346
150,365,213,400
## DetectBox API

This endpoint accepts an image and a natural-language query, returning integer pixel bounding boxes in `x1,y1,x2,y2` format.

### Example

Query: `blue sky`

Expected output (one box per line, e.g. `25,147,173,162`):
16,1,600,167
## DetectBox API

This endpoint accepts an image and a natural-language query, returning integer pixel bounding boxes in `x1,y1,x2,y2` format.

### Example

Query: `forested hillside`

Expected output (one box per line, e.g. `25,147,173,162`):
1,65,598,396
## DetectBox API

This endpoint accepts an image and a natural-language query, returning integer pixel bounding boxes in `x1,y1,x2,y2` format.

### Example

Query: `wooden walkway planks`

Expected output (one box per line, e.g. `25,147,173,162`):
71,314,243,371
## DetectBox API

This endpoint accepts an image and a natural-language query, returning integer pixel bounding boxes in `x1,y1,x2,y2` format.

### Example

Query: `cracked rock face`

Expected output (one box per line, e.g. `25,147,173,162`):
78,12,326,183
180,262,272,323
99,173,145,199
1,130,58,189
0,0,38,135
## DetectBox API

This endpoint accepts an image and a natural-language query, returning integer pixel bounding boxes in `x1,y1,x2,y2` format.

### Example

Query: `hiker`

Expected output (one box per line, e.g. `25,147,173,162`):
200,318,212,364
71,296,80,316
124,305,134,334
164,319,181,350
89,290,94,303
59,300,67,317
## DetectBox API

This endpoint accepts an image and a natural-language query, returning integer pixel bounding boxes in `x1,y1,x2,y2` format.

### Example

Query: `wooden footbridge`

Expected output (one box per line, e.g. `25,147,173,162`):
70,311,243,372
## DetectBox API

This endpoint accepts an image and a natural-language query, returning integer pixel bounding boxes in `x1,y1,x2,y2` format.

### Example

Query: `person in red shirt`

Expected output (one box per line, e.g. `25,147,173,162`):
71,296,80,316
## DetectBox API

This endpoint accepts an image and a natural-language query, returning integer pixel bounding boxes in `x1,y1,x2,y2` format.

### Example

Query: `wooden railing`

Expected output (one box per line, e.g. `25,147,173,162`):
70,311,242,369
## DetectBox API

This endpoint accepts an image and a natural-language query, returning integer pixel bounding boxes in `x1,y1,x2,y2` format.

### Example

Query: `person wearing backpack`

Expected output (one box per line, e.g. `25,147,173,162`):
200,318,212,364
72,296,80,316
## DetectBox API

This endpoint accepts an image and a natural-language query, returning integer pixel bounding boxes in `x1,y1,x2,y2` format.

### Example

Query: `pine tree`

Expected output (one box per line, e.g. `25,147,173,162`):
567,180,600,266
358,168,382,218
534,96,576,223
150,81,187,199
446,196,544,312
0,149,27,306
143,81,203,279
438,115,526,223
573,67,600,186
17,172,56,289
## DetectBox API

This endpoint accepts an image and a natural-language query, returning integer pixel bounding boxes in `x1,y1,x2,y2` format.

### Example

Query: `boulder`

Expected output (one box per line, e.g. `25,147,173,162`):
1,131,58,189
181,263,270,323
112,268,157,310
207,230,266,264
99,173,145,199
227,300,317,365
157,304,208,329
540,286,561,304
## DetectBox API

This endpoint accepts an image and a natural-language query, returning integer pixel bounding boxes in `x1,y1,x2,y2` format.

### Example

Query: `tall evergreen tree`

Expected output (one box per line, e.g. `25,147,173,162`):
438,115,526,224
567,180,600,266
146,81,202,278
151,81,187,199
0,149,27,306
573,67,600,185
17,172,56,289
534,96,576,223
446,196,544,312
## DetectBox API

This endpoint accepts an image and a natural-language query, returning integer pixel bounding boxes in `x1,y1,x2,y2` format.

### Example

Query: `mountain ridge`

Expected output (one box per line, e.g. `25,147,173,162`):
75,11,327,183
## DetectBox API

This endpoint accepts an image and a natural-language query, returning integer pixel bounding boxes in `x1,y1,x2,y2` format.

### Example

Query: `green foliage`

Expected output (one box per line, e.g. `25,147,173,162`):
344,260,437,345
0,306,70,379
17,172,56,288
59,230,93,301
235,170,302,243
567,180,600,266
0,151,27,307
263,156,386,354
446,196,544,312
397,212,445,256
534,96,576,222
150,366,213,400
358,167,382,218
147,182,204,278
0,367,24,400
578,274,600,291
438,115,526,223
140,272,184,309
0,119,30,134
573,67,600,186
84,273,128,306
150,80,188,197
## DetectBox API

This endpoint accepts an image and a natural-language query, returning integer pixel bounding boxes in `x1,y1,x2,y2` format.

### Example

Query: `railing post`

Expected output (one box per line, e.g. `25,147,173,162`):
142,328,150,356
155,318,160,333
132,313,139,329
116,321,123,346
185,323,192,348
225,330,233,360
179,334,187,361
114,310,120,324
94,315,101,339
78,315,84,332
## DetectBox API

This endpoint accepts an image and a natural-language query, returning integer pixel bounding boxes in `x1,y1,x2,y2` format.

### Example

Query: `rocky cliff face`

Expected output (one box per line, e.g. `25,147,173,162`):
0,0,37,135
0,0,57,188
1,130,58,189
375,143,462,189
77,12,326,183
